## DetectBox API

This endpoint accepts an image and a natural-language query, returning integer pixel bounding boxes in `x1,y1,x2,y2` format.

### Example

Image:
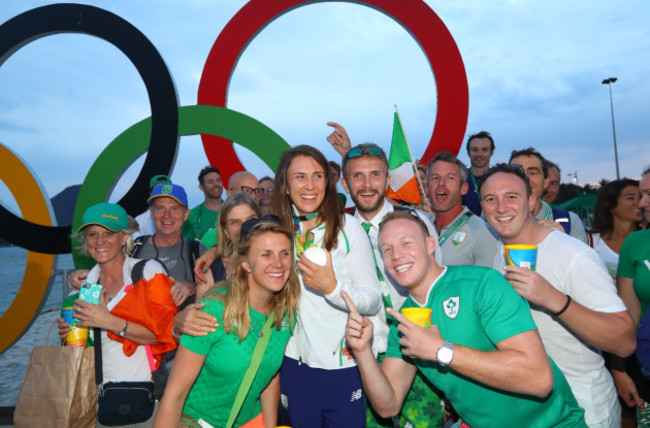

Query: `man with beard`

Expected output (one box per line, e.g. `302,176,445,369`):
426,152,497,267
462,131,495,216
509,148,587,243
339,142,446,428
182,166,224,240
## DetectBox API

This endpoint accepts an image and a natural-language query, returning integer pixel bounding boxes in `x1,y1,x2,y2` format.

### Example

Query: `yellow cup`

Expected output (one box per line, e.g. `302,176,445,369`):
401,307,432,328
504,244,538,270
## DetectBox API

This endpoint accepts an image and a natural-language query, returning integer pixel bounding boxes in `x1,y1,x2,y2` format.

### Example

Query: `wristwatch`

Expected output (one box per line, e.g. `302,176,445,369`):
117,320,128,337
436,341,454,366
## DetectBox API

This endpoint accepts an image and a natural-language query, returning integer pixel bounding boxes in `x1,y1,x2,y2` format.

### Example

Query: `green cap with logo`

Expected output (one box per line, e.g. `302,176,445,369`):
78,203,129,232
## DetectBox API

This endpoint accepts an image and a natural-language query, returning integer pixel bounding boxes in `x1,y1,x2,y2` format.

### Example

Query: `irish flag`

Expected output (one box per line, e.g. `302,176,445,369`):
385,112,422,204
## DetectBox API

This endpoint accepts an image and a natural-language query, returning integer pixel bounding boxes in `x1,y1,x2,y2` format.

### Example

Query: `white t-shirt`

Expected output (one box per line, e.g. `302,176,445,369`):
86,258,165,382
591,233,619,279
493,230,627,426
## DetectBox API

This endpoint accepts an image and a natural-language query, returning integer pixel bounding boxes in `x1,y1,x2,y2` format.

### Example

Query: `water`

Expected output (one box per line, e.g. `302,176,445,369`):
0,246,75,408
0,246,74,315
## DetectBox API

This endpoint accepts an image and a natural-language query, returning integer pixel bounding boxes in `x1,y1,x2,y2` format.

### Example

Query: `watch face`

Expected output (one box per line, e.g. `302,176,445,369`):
438,345,453,364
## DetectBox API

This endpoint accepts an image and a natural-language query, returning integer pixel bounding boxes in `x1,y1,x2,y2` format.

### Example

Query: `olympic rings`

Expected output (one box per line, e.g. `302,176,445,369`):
198,0,469,178
72,105,291,269
0,143,57,354
0,3,179,253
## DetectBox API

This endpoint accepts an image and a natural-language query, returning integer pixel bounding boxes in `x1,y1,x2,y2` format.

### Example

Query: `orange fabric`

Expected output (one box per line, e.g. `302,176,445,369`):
385,176,422,204
240,412,264,428
106,272,178,370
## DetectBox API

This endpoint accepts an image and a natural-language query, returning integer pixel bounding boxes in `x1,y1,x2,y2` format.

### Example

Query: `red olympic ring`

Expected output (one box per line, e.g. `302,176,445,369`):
198,0,469,180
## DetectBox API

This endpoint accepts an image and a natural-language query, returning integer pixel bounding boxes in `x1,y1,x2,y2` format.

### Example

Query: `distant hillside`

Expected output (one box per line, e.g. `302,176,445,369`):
51,184,81,226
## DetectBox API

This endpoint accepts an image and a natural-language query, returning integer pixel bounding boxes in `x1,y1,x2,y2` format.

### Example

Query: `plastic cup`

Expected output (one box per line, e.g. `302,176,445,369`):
401,307,432,328
504,244,537,270
62,306,88,347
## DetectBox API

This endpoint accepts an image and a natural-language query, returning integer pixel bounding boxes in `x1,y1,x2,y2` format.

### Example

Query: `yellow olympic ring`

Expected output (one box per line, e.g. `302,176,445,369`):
0,143,57,353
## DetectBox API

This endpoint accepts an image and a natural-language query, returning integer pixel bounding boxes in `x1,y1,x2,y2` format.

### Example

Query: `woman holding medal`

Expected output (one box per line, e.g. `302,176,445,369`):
272,145,382,428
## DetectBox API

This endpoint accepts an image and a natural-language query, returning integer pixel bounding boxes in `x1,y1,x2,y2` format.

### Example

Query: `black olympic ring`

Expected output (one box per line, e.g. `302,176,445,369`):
0,3,179,254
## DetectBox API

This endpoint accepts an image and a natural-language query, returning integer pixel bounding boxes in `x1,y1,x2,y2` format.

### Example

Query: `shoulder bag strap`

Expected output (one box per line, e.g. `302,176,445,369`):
94,327,103,385
225,312,275,428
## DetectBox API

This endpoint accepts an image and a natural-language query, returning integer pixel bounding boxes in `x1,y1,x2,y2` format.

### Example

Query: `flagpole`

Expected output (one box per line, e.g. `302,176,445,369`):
394,105,428,206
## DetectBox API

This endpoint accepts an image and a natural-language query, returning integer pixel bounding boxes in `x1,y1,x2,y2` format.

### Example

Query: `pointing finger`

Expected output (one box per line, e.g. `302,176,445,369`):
341,290,359,315
386,307,412,327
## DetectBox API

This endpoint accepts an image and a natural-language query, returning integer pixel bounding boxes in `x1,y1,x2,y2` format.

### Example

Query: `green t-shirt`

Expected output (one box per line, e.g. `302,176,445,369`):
200,227,219,249
182,203,219,241
618,230,650,318
385,265,586,427
180,290,291,427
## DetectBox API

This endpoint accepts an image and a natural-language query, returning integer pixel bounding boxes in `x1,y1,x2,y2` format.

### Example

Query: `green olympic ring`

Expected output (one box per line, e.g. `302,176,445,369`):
72,104,291,269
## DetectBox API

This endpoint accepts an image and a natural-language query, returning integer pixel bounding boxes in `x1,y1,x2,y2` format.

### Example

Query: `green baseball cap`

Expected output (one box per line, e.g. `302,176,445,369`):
78,203,129,232
149,174,171,190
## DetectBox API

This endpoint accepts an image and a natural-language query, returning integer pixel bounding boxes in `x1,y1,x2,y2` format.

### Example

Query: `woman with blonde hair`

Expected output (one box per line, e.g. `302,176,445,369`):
155,219,300,428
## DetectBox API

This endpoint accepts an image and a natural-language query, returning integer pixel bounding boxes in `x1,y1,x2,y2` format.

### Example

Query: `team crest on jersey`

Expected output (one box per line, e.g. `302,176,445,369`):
452,231,466,245
443,296,460,319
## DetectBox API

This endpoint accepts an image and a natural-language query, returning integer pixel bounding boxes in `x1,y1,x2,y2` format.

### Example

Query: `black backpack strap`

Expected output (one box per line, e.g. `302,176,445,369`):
130,259,149,285
188,239,201,283
130,235,150,258
550,207,572,234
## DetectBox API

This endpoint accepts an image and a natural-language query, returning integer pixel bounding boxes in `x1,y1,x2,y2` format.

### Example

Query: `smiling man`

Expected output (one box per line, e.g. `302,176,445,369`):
509,148,588,243
339,142,445,427
183,166,224,240
341,210,586,427
462,131,495,216
480,163,636,427
426,152,497,267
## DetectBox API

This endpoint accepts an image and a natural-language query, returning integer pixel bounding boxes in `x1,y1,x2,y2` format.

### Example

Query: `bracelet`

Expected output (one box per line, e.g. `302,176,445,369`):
171,326,182,340
553,295,572,317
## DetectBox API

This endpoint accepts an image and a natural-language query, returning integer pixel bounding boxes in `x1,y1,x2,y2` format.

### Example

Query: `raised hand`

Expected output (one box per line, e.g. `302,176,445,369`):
326,122,352,156
341,290,373,353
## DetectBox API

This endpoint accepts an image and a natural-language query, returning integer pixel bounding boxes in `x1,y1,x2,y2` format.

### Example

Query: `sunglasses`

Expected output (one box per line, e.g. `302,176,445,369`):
344,146,385,161
239,215,282,240
229,186,264,196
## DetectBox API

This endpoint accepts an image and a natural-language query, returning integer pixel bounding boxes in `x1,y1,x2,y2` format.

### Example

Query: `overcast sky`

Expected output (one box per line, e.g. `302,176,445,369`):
1,0,648,218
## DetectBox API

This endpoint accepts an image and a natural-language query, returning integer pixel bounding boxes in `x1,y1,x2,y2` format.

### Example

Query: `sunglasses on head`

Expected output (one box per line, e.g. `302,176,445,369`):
345,146,385,160
239,215,282,240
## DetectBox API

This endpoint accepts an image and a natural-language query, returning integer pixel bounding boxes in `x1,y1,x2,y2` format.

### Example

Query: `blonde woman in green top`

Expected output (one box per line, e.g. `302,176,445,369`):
155,219,300,428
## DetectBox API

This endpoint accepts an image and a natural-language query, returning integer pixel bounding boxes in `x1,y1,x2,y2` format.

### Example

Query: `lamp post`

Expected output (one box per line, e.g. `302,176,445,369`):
602,77,620,180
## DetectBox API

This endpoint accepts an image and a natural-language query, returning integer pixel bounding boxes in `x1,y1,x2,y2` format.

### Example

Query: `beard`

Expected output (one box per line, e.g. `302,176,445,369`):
351,188,384,215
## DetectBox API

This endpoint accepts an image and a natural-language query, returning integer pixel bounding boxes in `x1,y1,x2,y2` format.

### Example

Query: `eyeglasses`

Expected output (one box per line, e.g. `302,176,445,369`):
239,215,282,240
229,186,264,196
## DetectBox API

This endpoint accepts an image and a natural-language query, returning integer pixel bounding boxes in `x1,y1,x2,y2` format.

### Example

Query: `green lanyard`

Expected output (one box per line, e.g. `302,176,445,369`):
438,211,472,246
361,222,394,317
470,172,479,195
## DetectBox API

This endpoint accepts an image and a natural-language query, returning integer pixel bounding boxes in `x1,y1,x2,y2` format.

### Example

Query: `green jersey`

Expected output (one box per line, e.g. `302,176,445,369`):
181,290,291,427
182,203,219,240
618,230,650,318
386,265,586,427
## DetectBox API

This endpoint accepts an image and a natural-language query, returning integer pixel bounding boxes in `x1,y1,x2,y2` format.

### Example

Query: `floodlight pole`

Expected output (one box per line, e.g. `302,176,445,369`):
602,77,620,180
